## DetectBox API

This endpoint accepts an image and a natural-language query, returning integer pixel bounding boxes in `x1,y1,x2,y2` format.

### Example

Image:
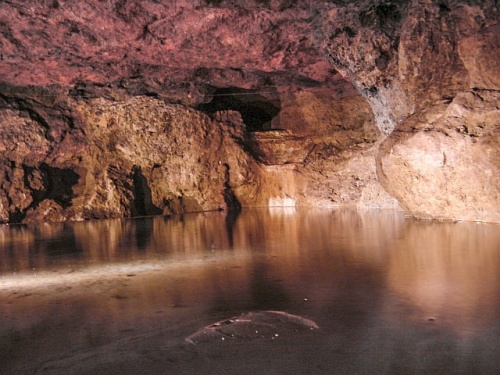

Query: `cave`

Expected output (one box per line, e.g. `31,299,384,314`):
0,1,499,373
36,164,80,209
198,87,281,131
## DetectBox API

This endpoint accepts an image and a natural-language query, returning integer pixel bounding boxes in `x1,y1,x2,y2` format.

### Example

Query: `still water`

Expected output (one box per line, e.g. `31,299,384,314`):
0,208,499,374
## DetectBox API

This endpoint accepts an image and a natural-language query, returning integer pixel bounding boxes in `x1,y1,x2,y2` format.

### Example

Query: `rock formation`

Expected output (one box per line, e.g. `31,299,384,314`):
0,0,498,223
185,311,319,344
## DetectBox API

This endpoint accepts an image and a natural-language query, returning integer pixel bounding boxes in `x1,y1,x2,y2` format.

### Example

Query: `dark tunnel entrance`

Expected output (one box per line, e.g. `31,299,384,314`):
198,87,281,131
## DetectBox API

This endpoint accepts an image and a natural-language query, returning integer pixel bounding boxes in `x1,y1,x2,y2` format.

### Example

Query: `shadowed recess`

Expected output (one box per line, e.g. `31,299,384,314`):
132,166,162,217
198,87,281,131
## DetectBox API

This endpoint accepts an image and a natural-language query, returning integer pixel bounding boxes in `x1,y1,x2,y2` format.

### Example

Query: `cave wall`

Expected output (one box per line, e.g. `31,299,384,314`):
1,85,393,223
320,0,500,222
0,0,499,223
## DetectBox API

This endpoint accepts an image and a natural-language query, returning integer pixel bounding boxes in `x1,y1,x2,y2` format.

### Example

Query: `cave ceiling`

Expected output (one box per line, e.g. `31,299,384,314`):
0,0,361,104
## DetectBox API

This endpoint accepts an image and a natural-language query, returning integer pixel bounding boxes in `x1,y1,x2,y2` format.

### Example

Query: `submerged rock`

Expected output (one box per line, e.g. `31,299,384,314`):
185,311,319,345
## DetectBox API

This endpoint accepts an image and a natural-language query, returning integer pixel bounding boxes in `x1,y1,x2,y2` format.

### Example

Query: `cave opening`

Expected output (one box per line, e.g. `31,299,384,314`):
198,87,281,131
6,164,80,224
38,164,80,209
22,163,79,210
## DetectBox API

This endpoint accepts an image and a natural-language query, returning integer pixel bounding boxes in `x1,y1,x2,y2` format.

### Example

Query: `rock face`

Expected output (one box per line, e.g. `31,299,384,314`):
320,0,500,222
0,0,499,223
378,91,500,222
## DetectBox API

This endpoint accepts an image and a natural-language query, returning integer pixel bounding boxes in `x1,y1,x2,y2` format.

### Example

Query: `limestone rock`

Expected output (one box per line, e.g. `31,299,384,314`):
379,91,500,222
23,199,66,224
0,83,388,223
186,311,319,345
458,23,500,90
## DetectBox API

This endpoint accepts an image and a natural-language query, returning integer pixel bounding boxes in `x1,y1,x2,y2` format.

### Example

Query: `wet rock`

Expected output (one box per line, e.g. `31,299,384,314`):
185,311,319,345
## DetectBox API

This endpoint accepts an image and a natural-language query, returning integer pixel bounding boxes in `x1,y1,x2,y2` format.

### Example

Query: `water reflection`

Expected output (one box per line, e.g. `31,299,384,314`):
0,209,499,374
386,220,500,334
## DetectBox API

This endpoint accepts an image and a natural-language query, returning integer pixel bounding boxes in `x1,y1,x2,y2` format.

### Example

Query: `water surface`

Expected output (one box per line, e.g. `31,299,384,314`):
1,208,499,374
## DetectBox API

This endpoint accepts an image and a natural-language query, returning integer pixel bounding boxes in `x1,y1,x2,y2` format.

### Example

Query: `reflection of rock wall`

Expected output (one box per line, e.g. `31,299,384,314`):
2,209,499,374
385,219,500,333
2,208,499,336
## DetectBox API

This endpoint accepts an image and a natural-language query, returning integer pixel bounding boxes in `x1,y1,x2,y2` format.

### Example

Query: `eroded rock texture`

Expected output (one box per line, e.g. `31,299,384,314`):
0,0,498,223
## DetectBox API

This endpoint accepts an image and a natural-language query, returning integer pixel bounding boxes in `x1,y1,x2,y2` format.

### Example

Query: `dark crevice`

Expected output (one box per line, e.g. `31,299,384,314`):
438,2,451,13
222,163,241,212
38,164,79,208
198,87,281,131
8,210,25,224
7,164,79,224
222,163,241,249
131,166,162,217
358,0,410,35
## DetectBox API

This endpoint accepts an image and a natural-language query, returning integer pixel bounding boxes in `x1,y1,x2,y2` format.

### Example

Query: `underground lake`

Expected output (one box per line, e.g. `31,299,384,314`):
0,208,499,374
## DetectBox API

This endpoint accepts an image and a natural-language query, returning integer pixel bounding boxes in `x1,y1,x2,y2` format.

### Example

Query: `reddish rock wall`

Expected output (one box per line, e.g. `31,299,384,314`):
0,0,499,223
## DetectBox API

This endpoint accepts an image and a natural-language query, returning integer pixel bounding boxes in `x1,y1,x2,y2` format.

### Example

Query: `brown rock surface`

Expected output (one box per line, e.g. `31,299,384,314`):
0,0,499,223
378,91,500,222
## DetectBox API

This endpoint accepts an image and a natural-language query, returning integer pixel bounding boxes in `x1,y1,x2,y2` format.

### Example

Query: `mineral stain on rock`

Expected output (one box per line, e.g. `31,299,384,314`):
185,311,319,345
